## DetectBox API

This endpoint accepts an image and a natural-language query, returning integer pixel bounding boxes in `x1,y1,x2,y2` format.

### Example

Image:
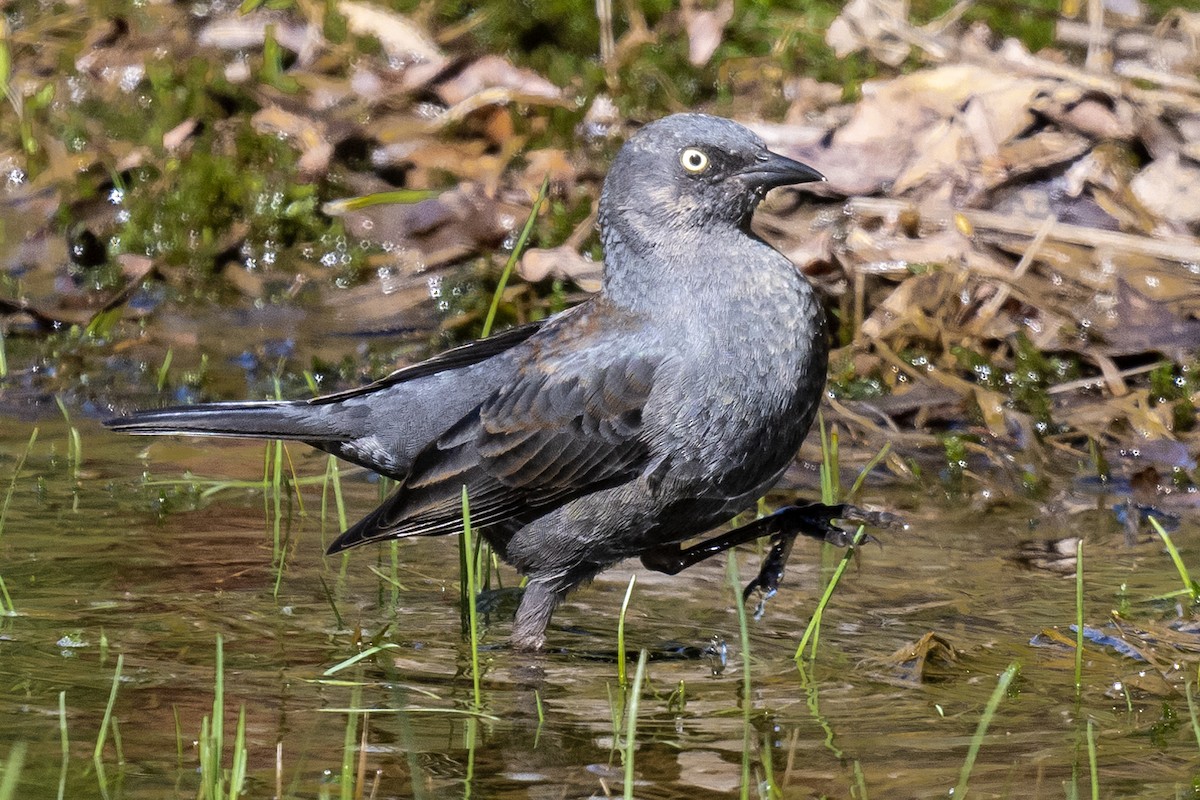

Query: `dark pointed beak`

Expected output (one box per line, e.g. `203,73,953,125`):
738,150,825,190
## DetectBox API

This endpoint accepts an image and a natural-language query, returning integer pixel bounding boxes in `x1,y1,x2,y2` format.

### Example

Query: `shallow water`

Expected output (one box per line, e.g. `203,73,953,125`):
2,410,1198,799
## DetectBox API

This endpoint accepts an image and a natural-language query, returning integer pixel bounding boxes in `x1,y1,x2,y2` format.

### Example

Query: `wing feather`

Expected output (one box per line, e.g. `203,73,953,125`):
326,349,663,552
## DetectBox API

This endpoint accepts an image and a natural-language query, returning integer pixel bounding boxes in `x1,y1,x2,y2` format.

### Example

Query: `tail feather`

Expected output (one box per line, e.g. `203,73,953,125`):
105,401,347,442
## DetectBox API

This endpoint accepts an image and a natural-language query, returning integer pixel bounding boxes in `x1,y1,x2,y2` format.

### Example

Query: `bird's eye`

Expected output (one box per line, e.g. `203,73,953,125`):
680,148,710,173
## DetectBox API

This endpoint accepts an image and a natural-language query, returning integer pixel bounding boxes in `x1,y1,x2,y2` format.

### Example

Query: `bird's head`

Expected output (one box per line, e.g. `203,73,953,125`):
598,113,824,235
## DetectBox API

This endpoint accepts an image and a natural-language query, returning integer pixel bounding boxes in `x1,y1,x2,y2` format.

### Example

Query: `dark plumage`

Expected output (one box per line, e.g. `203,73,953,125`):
108,113,830,650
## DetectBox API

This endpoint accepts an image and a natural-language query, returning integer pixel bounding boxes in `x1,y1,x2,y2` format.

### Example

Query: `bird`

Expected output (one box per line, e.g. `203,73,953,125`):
108,113,837,651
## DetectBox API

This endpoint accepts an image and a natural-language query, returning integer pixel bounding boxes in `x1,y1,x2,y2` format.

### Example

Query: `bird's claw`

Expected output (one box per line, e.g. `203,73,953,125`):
839,504,905,532
741,501,903,614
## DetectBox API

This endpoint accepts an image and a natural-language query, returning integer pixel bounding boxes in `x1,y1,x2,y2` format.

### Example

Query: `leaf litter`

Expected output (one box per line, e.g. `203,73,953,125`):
0,0,1198,519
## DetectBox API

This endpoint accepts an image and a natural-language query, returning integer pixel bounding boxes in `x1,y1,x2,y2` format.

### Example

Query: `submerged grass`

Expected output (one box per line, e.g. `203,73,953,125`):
0,428,37,542
1086,718,1099,800
338,685,362,800
56,691,67,800
1186,680,1200,752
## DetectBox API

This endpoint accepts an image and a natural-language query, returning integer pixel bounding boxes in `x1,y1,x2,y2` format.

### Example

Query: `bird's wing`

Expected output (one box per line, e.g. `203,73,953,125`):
309,318,547,406
326,346,662,551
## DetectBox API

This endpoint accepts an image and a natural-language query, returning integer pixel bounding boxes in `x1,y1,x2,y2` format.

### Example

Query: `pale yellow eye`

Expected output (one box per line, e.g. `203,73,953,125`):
680,148,709,173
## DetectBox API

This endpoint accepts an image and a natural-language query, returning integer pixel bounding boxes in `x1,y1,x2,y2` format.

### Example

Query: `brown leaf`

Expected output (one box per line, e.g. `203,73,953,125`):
1096,278,1200,357
1130,152,1200,227
518,247,601,292
337,1,443,64
434,55,564,107
681,0,734,66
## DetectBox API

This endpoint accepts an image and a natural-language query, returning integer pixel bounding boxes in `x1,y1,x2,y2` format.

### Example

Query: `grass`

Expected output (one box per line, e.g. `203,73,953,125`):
794,415,881,664
727,554,755,799
1149,516,1200,603
793,529,865,663
0,743,25,800
0,428,37,543
0,575,12,617
198,636,247,800
953,662,1019,799
1075,538,1084,692
1086,718,1099,800
616,575,637,688
54,397,82,502
155,347,173,392
480,175,550,339
57,691,68,800
338,684,362,800
1186,680,1200,752
622,649,649,800
92,654,123,765
460,487,483,708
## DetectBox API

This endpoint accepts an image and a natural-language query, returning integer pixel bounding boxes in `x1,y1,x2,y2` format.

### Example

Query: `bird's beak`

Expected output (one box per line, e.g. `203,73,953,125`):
738,150,825,190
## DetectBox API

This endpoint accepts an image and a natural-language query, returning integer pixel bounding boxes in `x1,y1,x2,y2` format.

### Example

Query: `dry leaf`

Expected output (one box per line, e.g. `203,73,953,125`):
681,0,734,66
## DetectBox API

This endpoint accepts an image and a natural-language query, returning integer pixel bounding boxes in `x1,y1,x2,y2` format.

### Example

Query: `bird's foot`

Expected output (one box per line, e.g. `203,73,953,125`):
742,502,905,614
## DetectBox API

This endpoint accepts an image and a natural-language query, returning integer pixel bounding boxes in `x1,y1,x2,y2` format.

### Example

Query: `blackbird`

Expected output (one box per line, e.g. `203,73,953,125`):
108,113,840,650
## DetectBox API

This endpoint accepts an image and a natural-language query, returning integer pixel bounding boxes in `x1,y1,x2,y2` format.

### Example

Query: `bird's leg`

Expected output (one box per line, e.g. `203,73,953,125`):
510,578,568,652
640,502,847,575
740,503,901,614
640,503,899,608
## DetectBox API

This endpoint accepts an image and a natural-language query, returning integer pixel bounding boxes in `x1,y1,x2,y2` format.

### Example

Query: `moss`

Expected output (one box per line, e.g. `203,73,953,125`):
1148,362,1198,433
828,358,887,401
114,121,356,291
955,336,1079,434
912,0,1061,52
939,433,970,490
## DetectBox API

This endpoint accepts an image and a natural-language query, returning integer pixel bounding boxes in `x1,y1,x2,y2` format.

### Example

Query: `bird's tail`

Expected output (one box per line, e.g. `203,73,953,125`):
105,401,347,442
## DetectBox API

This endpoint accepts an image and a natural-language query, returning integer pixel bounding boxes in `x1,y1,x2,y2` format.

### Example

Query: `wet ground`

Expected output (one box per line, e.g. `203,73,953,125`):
2,406,1200,798
5,0,1200,795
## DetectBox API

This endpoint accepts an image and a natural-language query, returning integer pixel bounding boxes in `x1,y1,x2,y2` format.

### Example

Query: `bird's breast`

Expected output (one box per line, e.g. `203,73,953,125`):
647,265,826,498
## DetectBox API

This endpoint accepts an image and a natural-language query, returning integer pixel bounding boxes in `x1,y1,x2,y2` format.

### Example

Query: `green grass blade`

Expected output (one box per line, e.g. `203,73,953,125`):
954,662,1019,799
622,649,649,800
461,487,482,708
847,442,891,501
228,707,247,800
340,685,361,800
481,175,549,338
322,189,442,215
795,528,865,662
156,348,173,392
0,428,38,541
727,554,753,800
1086,718,1098,800
0,742,27,800
1149,516,1199,602
92,653,124,762
56,691,68,800
1075,538,1084,692
617,575,636,688
1187,681,1200,753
